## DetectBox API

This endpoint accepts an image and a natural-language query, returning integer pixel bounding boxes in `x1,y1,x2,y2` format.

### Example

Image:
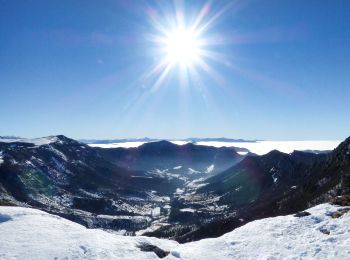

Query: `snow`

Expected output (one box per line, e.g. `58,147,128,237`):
170,141,191,146
179,208,196,213
205,164,215,173
0,151,3,165
186,178,208,189
1,203,350,259
270,167,279,183
176,188,185,194
88,142,147,148
235,186,242,192
188,168,200,174
170,203,350,260
88,140,340,155
0,136,60,146
151,207,161,217
51,156,66,172
173,165,183,170
0,206,176,260
46,145,68,161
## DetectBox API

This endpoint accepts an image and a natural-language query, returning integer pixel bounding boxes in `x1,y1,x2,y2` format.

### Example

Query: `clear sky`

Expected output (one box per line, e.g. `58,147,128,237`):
1,0,349,140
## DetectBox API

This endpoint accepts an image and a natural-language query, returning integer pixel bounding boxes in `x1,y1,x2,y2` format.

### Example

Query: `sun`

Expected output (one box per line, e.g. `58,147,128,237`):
164,28,201,66
145,2,230,91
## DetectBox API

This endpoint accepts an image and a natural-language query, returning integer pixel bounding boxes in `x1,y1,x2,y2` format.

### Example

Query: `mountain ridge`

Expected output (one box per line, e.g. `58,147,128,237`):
1,134,349,243
80,137,258,144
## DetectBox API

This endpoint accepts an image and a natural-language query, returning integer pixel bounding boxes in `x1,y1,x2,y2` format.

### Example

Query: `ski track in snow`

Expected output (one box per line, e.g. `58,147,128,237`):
0,203,349,259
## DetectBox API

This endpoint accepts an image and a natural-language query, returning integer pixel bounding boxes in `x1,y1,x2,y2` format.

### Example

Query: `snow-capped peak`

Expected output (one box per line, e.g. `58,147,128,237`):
0,135,71,146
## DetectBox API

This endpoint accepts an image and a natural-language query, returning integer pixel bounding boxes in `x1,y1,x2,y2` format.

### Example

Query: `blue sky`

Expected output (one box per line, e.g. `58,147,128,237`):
1,0,349,140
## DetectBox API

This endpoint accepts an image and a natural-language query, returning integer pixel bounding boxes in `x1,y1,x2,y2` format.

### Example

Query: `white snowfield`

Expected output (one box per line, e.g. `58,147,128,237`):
0,136,60,146
89,140,341,155
0,206,176,260
0,203,349,260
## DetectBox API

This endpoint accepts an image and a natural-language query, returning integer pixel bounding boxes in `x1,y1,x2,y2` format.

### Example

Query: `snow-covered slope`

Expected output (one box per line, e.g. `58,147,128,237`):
174,203,350,259
0,206,177,260
0,203,349,259
0,136,60,146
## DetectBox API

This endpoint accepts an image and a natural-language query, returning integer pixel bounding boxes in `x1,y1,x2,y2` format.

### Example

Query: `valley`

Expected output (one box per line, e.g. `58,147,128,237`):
0,135,349,243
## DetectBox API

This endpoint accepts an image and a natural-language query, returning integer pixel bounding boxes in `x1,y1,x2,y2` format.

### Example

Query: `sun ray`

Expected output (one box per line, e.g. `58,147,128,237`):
150,61,174,92
191,3,211,31
142,0,234,101
196,58,227,87
195,3,232,35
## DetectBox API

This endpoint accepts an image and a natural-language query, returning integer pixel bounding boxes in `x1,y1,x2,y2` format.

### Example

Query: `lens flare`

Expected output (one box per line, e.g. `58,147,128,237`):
145,2,231,91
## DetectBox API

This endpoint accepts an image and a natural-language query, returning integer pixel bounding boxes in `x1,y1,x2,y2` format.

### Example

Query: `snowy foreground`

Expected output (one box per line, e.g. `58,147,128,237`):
0,204,349,260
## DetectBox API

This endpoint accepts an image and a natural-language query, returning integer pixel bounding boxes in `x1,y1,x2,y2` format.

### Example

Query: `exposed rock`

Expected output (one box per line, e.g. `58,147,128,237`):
331,208,350,219
332,194,350,206
319,228,330,235
138,243,170,258
294,211,311,217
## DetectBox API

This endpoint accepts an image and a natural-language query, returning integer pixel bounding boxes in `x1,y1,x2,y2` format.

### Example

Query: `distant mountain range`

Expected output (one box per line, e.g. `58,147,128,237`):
94,140,245,178
80,137,258,144
0,135,349,243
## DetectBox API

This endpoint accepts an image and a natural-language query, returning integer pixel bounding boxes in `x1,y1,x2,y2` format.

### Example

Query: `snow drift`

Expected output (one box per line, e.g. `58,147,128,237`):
0,203,349,259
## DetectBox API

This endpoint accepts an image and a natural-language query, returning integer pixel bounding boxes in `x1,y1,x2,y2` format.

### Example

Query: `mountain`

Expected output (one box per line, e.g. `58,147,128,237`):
1,203,349,259
80,137,257,144
196,149,326,206
80,137,158,144
95,140,244,179
144,137,350,242
1,134,350,244
0,136,244,235
0,135,182,232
